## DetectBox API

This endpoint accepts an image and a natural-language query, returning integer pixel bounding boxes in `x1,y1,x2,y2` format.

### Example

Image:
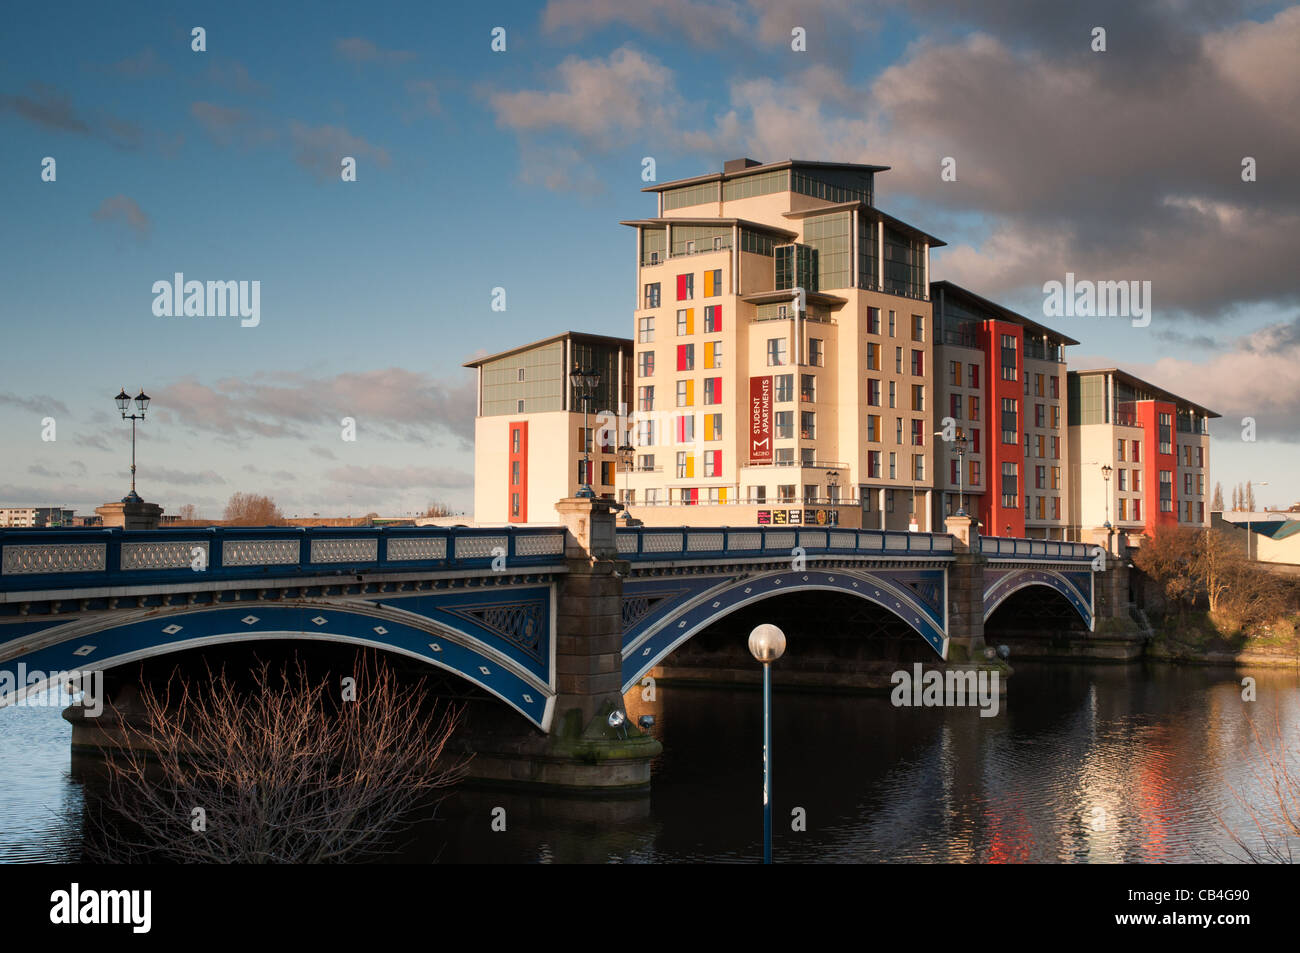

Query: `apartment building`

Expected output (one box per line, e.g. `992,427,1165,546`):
622,158,943,529
0,506,74,528
465,332,632,524
1067,369,1217,544
930,282,1078,539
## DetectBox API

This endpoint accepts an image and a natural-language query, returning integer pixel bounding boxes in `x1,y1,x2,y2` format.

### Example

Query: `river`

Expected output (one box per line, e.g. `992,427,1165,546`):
2,661,1297,863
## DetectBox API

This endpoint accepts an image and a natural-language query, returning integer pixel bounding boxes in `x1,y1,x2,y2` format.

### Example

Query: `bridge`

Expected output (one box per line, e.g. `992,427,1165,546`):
0,499,1128,791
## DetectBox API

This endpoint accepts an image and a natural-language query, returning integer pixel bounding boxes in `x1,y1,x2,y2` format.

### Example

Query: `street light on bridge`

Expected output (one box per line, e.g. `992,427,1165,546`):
748,623,786,865
569,365,601,499
114,388,150,503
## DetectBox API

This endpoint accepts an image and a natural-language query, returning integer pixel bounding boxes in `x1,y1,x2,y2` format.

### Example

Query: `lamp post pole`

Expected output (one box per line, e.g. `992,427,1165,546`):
114,388,151,503
569,365,601,499
748,624,786,864
1101,464,1113,549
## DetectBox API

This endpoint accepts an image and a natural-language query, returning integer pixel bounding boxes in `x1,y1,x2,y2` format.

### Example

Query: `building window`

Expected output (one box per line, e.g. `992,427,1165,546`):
1118,439,1126,461
775,411,794,439
969,395,980,421
801,374,816,403
895,347,903,373
889,453,897,480
888,311,896,337
1035,403,1045,428
578,426,592,452
677,308,693,335
1159,413,1172,455
510,493,520,519
913,454,925,480
704,449,721,477
511,427,521,453
972,428,981,453
705,305,722,332
970,459,981,486
676,415,695,443
517,399,524,413
638,351,655,377
750,486,767,504
889,381,897,409
801,411,816,440
705,412,722,441
867,414,881,442
886,488,895,512
911,349,924,376
638,316,654,343
912,313,925,342
704,341,722,368
1132,469,1141,491
911,419,924,446
637,385,655,412
767,338,788,366
601,461,615,486
776,447,794,464
676,379,693,407
1159,470,1173,512
511,460,521,485
1000,334,1017,381
778,484,796,503
1132,440,1141,463
868,452,881,479
1051,435,1059,459
775,374,794,402
704,269,721,297
1051,405,1060,429
1035,374,1044,397
949,361,962,387
809,338,824,366
677,344,694,371
867,378,881,406
911,384,925,412
868,307,881,335
644,283,661,308
867,342,881,370
1001,398,1018,444
677,274,694,300
896,417,903,445
704,377,721,405
676,452,691,478
950,393,961,419
969,364,980,389
1001,462,1019,508
638,452,655,471
1036,465,1046,490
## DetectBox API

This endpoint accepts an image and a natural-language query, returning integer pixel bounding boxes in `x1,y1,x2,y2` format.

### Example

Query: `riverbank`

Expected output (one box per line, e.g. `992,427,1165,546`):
1145,611,1300,667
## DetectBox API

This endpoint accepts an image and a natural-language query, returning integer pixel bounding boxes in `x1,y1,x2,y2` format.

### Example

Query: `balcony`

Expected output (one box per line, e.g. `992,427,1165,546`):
1114,411,1142,428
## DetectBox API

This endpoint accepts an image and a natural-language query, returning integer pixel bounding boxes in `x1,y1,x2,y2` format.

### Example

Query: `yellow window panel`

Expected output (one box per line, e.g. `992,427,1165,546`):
686,308,694,334
704,271,714,298
686,455,695,478
686,380,694,405
705,415,715,440
704,342,714,369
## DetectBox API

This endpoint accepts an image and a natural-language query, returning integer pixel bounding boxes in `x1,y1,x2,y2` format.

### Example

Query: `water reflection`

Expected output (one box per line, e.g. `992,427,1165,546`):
1,663,1296,863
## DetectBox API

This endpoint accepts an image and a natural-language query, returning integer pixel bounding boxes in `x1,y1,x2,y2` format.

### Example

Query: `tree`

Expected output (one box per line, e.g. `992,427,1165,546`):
223,492,284,525
1246,481,1256,512
1132,525,1200,612
423,501,453,518
1212,482,1224,512
176,503,198,521
86,653,467,863
1219,711,1300,863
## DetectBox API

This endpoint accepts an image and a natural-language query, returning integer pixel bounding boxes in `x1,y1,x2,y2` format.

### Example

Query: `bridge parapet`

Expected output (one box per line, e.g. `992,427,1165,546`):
616,526,954,562
978,536,1094,561
0,525,568,597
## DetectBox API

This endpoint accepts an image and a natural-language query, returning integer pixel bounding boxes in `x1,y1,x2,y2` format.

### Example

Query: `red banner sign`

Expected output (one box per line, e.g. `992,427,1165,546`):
749,376,772,463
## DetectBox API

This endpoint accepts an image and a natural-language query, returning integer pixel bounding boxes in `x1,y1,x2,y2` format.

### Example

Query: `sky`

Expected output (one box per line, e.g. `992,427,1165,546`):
1,0,1298,518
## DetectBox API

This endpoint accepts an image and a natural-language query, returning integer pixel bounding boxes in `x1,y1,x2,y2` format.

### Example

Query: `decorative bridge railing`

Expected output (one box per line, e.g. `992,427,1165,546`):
0,526,568,593
616,527,954,561
978,537,1093,560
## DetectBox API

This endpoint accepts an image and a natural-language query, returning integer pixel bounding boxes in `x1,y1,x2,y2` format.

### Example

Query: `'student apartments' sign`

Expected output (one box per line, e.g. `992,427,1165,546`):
749,375,772,463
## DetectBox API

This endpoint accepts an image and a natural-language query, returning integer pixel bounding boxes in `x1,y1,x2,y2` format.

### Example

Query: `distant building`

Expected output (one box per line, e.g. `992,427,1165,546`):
0,507,75,528
465,331,633,524
1067,369,1218,545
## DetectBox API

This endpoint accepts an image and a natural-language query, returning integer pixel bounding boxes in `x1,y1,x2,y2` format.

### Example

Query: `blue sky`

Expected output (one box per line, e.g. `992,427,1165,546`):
2,0,1297,517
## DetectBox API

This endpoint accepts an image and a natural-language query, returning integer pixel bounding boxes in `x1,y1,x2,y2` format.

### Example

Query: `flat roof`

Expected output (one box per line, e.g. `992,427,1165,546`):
619,217,800,239
931,280,1080,346
642,159,889,194
1068,367,1221,418
463,330,632,369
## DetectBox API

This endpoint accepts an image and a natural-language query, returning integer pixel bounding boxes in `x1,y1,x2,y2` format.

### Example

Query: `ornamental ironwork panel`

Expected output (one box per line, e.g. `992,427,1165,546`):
764,532,796,550
859,533,883,550
884,535,907,550
2,543,107,575
616,533,639,554
515,534,564,557
727,532,761,551
643,533,684,553
310,538,378,564
687,532,724,552
122,540,208,570
442,600,545,663
387,537,447,561
799,531,827,550
830,532,855,549
222,539,300,566
455,535,507,559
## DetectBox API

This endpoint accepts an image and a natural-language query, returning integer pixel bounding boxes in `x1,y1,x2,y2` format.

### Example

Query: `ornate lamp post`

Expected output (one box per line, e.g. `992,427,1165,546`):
1101,464,1113,530
934,426,970,520
569,365,601,499
114,388,150,503
619,439,636,522
748,623,786,864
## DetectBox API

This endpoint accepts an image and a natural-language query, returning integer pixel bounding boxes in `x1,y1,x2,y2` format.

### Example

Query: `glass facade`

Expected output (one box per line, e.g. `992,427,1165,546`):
664,181,719,210
775,243,818,292
671,224,733,256
641,227,666,265
723,169,789,201
803,211,852,290
882,225,925,298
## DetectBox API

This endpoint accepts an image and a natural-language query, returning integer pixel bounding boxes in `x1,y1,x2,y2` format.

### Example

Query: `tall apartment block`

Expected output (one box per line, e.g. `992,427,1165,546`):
930,282,1078,540
465,332,632,524
622,158,943,530
1067,369,1218,544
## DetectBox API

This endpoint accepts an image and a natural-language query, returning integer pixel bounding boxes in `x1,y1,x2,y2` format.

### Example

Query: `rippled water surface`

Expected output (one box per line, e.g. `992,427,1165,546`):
3,663,1297,862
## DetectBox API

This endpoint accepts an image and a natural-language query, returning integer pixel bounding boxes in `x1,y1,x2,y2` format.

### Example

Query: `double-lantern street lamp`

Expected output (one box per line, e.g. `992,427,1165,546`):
569,365,601,499
114,388,151,503
1101,464,1113,530
934,426,970,518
